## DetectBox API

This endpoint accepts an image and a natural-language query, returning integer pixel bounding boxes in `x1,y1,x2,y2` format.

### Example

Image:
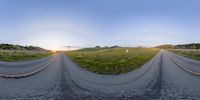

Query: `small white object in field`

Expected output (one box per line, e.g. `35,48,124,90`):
126,49,129,53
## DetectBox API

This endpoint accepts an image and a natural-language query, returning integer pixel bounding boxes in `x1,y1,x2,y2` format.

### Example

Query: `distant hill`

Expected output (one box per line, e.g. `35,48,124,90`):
0,44,46,51
77,45,121,51
156,43,200,49
155,45,174,49
174,43,200,49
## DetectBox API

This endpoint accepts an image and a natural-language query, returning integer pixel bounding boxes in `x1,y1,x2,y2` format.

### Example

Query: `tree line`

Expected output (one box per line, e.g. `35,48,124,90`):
156,43,200,49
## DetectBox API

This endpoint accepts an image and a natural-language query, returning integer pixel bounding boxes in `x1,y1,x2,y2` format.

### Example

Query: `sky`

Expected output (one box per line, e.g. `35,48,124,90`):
0,0,200,50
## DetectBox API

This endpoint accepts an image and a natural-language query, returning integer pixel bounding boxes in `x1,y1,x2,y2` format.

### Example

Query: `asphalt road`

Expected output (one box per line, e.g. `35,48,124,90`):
0,50,200,100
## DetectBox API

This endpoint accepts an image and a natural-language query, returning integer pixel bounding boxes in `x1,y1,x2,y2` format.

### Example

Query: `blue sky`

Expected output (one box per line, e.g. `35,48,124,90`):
0,0,200,50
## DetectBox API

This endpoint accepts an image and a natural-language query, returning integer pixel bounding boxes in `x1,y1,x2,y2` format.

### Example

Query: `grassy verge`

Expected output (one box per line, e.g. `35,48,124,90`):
65,48,159,75
0,50,53,62
169,49,200,60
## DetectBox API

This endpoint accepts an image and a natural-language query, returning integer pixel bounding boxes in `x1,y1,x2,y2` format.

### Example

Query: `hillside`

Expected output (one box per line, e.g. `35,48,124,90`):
174,43,200,49
77,45,121,52
156,43,200,49
155,45,174,49
0,44,46,51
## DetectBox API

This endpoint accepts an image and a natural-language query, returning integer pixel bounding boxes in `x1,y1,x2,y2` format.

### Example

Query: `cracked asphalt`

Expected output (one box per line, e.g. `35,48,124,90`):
0,50,200,100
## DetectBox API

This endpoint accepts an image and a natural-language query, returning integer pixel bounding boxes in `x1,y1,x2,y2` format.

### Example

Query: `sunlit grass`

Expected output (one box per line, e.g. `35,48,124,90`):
0,50,52,62
169,49,200,60
65,47,159,75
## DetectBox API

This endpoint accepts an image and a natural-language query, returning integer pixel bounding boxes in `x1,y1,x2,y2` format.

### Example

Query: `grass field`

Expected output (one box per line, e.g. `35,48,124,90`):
65,47,159,75
0,50,53,62
169,49,200,60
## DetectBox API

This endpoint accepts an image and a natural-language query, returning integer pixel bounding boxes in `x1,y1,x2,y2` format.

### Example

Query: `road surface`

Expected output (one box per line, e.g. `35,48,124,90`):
0,50,200,100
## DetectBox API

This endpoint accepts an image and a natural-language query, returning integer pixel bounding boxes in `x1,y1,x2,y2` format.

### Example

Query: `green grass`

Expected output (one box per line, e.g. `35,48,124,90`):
169,49,200,60
65,48,159,75
0,50,53,62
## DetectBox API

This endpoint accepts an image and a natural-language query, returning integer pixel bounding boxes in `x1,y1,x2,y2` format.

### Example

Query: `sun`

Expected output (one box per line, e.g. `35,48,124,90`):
48,45,59,51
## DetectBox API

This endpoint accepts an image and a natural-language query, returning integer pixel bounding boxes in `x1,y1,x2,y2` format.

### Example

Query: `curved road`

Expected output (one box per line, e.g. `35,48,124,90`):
0,50,200,99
